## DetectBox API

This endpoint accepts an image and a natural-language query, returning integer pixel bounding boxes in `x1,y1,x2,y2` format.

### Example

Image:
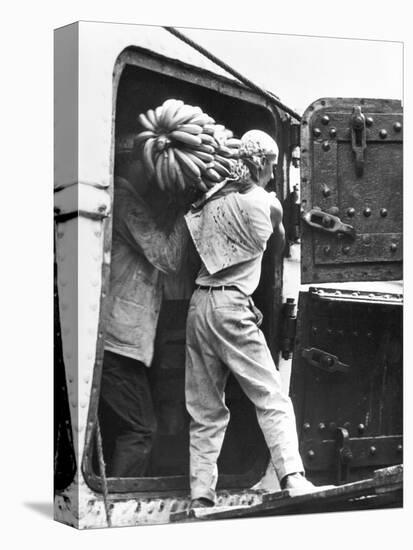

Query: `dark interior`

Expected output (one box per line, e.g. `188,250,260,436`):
91,61,284,492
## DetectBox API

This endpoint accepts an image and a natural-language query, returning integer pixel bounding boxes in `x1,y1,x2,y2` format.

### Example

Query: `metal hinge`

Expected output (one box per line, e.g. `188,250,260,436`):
350,105,367,177
280,298,297,359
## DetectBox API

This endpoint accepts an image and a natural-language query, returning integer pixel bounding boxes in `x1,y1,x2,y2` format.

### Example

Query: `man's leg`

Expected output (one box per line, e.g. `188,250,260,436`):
211,293,304,483
99,351,157,477
185,291,230,503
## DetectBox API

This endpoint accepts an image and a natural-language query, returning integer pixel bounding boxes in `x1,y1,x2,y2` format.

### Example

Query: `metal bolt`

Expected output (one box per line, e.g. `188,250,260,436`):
358,423,365,434
329,127,337,138
390,243,397,252
379,129,388,139
363,207,372,217
397,444,403,453
307,450,315,459
369,446,377,456
321,115,330,125
322,187,331,197
380,208,388,217
322,141,330,151
363,235,372,245
322,215,332,227
323,245,331,256
329,206,339,216
347,207,356,217
393,122,402,132
318,422,326,431
303,422,311,431
366,117,374,127
342,246,350,255
313,127,321,138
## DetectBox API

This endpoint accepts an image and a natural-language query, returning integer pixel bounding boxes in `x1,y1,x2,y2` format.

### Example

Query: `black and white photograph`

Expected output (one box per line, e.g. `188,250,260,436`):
2,3,410,548
53,20,403,529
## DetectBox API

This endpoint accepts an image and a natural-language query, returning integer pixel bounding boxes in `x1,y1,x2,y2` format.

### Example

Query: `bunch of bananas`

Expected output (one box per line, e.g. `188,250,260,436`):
134,99,242,194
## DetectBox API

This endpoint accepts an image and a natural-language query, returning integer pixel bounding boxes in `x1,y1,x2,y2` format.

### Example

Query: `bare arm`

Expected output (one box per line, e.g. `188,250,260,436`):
270,195,286,256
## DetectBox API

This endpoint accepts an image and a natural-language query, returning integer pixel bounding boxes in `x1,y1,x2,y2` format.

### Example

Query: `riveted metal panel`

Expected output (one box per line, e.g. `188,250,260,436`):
290,287,403,485
300,98,403,284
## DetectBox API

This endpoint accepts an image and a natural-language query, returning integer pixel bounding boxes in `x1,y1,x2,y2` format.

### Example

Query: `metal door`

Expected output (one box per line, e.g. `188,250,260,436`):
300,98,402,284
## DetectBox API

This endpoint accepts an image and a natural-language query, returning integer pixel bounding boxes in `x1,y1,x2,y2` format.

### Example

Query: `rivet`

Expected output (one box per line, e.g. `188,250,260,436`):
321,115,330,125
367,331,373,338
353,330,359,337
397,444,403,453
313,128,321,138
379,129,388,139
362,235,372,245
303,422,311,431
307,450,315,459
363,207,372,217
390,243,397,252
329,206,339,216
322,141,330,151
312,326,318,335
342,246,350,255
318,422,326,431
393,122,402,132
380,208,388,217
369,446,377,456
323,245,331,256
358,423,365,434
322,215,332,227
347,207,356,217
366,117,374,127
322,187,331,197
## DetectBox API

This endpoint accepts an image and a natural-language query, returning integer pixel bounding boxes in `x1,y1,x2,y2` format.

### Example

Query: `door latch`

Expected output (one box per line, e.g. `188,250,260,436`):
351,105,367,177
336,427,353,484
302,347,350,374
302,209,355,239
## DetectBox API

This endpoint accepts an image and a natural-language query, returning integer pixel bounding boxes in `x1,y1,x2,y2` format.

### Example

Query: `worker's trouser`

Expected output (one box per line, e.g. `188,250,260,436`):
185,287,304,502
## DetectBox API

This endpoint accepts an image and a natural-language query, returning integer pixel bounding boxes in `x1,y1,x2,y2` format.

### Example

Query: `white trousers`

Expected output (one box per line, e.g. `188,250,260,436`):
185,287,304,502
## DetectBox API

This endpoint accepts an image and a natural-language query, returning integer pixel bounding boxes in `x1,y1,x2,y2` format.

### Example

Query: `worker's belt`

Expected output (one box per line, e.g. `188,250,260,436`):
197,285,240,292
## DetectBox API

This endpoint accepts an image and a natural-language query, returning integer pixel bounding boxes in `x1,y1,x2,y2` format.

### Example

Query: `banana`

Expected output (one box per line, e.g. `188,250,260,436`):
142,137,156,177
205,167,222,182
155,105,164,124
134,130,157,146
190,149,214,163
177,124,203,135
170,130,202,148
213,161,232,178
226,138,242,148
189,113,210,126
217,145,234,158
138,112,156,132
202,124,216,136
161,151,173,191
173,154,187,192
146,109,158,128
183,150,209,174
155,151,166,191
197,179,210,192
215,154,234,170
200,133,218,147
167,147,177,190
196,143,215,155
161,99,180,130
169,104,200,128
174,148,201,179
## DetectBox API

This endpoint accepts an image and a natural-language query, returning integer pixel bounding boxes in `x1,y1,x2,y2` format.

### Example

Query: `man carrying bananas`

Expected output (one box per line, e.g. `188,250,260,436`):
99,141,190,478
184,129,317,508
